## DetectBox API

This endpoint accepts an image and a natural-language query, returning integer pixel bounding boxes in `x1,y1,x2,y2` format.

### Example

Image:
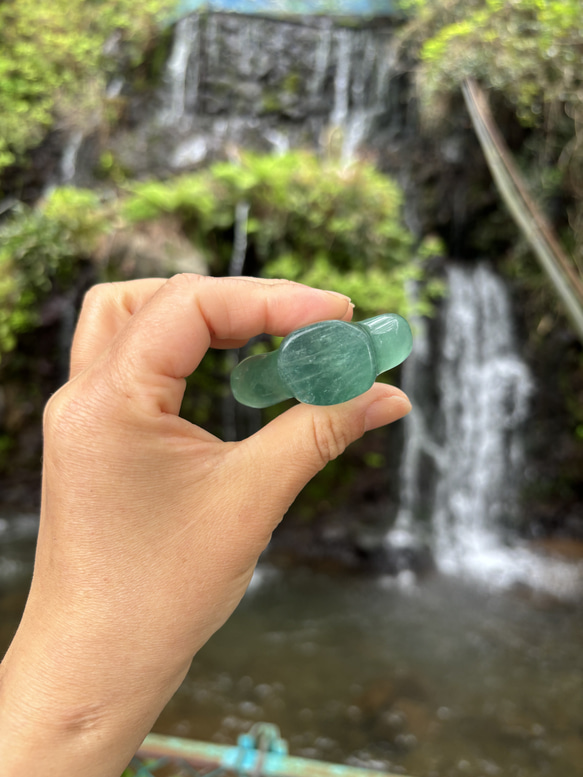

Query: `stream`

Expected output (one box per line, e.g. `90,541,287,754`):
1,514,582,777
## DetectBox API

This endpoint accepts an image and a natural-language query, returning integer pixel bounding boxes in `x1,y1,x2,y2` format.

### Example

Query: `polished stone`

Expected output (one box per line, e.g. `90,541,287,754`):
230,313,412,408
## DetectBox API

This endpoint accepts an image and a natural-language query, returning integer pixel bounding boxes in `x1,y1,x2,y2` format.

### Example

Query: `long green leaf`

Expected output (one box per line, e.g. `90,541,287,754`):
462,77,583,341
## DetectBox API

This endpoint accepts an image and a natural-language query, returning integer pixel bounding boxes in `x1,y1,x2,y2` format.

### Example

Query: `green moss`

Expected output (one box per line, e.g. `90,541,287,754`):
95,151,129,185
399,0,583,269
261,92,283,113
282,72,302,95
0,187,111,358
123,149,437,320
0,0,172,172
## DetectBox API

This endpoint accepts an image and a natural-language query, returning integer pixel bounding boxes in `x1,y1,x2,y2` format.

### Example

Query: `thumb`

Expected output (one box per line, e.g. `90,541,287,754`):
234,384,411,520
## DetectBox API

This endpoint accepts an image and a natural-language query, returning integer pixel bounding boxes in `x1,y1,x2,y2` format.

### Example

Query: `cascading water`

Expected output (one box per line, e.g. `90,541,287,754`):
390,306,441,550
308,19,332,99
142,13,407,174
59,130,84,184
330,29,399,159
432,264,532,569
159,14,200,127
42,129,84,195
389,263,583,596
222,200,252,443
330,28,352,128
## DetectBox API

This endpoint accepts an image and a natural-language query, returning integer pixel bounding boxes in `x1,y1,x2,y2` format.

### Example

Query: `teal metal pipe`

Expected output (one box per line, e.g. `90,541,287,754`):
138,732,411,777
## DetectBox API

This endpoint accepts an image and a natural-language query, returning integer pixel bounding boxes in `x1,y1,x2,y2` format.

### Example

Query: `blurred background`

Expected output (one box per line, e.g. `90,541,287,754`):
0,1,582,776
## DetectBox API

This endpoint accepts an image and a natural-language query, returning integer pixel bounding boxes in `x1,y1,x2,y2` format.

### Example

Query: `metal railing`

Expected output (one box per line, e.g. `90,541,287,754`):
127,723,410,777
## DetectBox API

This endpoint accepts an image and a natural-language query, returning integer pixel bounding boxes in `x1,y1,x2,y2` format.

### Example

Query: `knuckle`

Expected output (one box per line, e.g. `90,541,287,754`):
166,272,191,289
166,272,205,291
43,385,81,443
311,413,350,466
81,282,115,311
43,377,104,447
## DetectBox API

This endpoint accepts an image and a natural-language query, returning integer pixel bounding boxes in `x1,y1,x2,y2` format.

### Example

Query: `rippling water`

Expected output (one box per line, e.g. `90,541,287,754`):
1,517,582,777
160,568,583,777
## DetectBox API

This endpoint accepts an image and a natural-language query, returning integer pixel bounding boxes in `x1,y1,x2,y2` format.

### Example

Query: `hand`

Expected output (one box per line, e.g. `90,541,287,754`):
0,275,411,777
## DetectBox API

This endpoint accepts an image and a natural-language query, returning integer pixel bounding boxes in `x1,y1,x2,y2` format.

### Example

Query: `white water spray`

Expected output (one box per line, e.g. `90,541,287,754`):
158,14,404,165
390,263,583,596
160,15,200,126
434,264,532,568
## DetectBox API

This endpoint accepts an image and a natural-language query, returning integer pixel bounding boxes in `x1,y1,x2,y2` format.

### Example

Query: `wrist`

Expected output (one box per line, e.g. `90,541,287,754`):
0,604,190,777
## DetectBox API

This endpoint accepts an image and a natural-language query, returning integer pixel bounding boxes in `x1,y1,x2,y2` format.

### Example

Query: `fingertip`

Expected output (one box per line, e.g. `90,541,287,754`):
297,286,353,326
344,301,356,322
228,384,410,530
363,387,412,432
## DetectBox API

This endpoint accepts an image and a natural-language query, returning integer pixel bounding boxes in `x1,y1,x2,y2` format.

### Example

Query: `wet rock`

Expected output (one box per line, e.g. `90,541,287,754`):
357,677,398,717
529,537,583,562
391,699,437,743
357,671,432,722
98,14,412,182
354,672,436,752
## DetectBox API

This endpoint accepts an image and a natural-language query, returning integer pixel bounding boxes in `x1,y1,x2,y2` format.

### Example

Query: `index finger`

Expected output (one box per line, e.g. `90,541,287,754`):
70,278,168,379
96,274,353,417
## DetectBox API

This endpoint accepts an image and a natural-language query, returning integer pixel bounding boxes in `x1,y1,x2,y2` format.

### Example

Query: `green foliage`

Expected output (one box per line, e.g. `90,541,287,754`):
363,451,386,468
265,254,422,317
0,433,15,471
125,150,432,319
0,187,110,357
0,0,171,172
0,150,431,364
124,171,232,231
398,0,583,267
404,0,583,125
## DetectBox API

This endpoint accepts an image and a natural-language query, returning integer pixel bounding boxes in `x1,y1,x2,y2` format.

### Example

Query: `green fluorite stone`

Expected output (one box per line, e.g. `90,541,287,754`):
230,313,412,408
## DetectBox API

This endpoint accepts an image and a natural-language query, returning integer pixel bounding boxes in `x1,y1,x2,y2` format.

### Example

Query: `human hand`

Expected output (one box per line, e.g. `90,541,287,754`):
0,275,411,777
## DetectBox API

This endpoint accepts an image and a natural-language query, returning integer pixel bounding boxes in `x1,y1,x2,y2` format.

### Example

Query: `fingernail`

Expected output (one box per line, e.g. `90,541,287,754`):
364,395,412,432
323,289,352,303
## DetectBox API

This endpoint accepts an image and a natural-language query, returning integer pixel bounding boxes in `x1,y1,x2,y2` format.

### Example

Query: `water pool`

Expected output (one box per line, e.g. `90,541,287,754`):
1,518,582,777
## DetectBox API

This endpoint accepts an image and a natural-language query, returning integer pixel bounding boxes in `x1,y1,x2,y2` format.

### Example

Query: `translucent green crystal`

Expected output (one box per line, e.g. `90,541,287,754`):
230,313,412,408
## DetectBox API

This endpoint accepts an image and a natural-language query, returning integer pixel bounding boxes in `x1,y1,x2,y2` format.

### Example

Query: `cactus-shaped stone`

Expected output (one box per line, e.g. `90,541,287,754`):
230,313,412,408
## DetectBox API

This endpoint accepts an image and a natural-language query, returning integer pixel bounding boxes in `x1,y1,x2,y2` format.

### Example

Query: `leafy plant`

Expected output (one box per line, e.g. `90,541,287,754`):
0,0,171,173
0,187,110,357
125,150,436,319
397,0,583,269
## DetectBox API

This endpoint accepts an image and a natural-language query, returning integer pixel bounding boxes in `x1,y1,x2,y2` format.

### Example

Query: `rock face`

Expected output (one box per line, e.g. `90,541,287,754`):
80,14,414,180
68,12,492,252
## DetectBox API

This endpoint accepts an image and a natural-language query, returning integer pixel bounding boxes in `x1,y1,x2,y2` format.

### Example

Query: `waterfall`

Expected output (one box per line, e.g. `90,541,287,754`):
60,130,84,184
309,20,332,98
330,29,353,129
148,13,405,176
389,263,583,595
222,201,261,443
390,309,442,551
433,264,533,566
327,27,400,159
42,128,84,197
160,14,200,127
